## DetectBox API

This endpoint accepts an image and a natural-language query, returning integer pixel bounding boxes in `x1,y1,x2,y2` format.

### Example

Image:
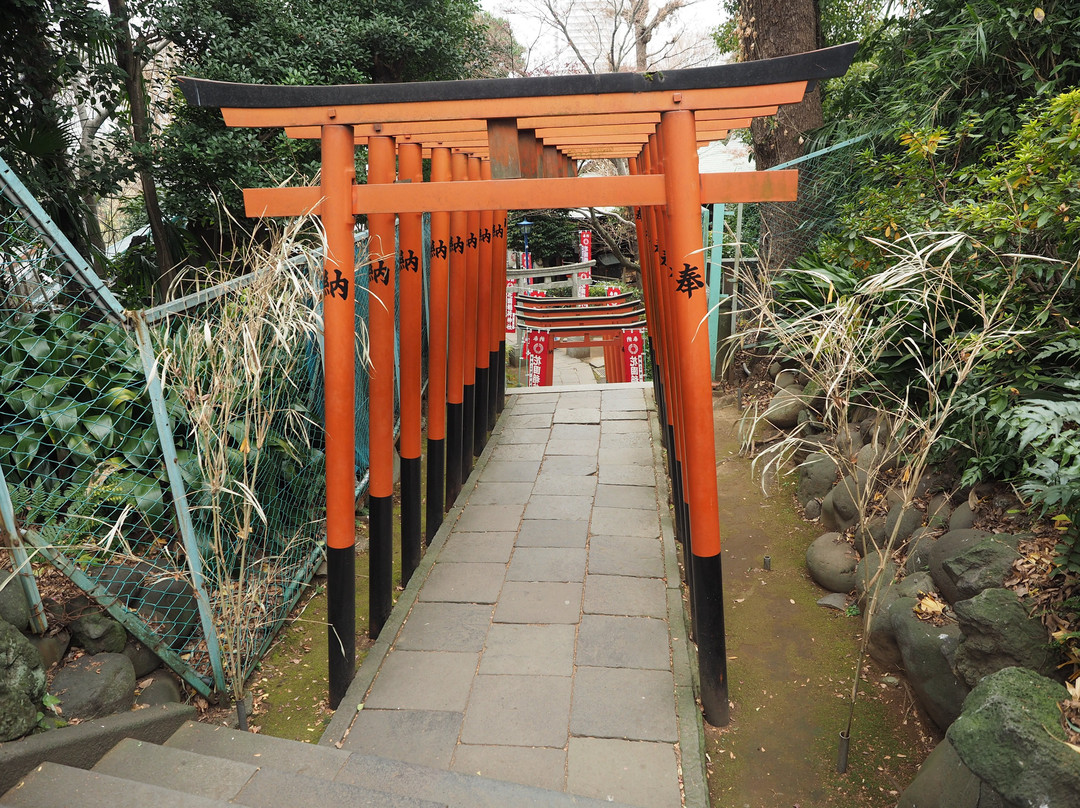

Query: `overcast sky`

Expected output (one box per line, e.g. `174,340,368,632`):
480,0,728,74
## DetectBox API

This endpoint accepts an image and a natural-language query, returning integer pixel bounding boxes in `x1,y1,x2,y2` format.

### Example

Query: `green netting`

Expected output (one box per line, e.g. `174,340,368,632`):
0,158,407,698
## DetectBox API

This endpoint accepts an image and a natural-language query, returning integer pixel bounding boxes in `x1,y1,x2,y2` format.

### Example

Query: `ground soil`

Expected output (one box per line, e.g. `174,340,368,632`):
706,404,938,807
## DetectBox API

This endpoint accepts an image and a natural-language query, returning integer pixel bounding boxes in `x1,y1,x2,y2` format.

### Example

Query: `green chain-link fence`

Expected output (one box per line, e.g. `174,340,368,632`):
0,155,401,698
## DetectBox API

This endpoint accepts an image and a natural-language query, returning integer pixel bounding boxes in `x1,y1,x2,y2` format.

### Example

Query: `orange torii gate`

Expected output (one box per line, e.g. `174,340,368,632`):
179,42,856,726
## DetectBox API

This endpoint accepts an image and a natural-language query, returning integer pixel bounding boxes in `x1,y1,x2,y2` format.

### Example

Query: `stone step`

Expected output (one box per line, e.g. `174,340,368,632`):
166,720,637,808
94,738,443,808
0,762,229,808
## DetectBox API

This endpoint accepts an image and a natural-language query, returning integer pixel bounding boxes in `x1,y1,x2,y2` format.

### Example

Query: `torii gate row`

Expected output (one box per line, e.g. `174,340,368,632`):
514,294,648,385
179,42,856,726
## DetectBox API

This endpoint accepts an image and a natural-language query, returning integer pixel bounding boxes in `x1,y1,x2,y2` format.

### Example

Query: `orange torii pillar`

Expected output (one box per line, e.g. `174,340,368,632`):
397,141,424,580
491,209,508,418
474,161,494,456
367,135,396,640
426,147,452,540
321,125,357,709
660,109,728,726
444,153,469,506
461,157,481,473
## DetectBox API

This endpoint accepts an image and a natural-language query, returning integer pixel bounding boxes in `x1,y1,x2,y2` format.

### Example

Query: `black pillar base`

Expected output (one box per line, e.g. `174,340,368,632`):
693,552,729,726
461,384,476,481
401,456,422,583
446,403,463,508
489,349,500,427
473,367,488,457
327,544,355,709
425,437,445,544
496,343,506,413
369,494,393,640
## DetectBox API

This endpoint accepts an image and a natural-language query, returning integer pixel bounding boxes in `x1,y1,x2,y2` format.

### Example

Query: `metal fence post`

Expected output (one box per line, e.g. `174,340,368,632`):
131,314,227,693
0,464,47,633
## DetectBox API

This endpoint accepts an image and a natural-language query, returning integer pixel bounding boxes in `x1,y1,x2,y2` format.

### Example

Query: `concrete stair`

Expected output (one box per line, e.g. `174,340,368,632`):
1,721,637,808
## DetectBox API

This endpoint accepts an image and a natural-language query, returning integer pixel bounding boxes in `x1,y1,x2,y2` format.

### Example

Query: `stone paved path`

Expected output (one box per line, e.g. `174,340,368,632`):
321,378,706,808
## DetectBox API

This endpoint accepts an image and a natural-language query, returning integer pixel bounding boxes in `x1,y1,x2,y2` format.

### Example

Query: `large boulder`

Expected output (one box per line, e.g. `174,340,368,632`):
0,619,46,741
70,609,127,654
952,588,1060,688
949,501,976,531
796,452,838,506
853,515,888,556
821,473,867,532
928,529,992,604
855,550,897,609
905,527,938,574
866,572,935,672
884,503,923,550
136,576,201,652
48,652,136,721
948,667,1080,808
806,533,859,593
891,600,969,730
941,535,1020,602
764,386,807,430
0,572,31,631
897,738,1012,808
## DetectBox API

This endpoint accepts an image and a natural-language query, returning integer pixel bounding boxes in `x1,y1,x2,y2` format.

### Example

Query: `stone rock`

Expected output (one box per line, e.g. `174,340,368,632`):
90,562,152,608
0,572,31,631
796,452,838,505
897,738,1012,808
135,671,183,706
764,386,807,430
941,535,1020,602
0,682,38,741
905,527,938,573
928,529,992,604
855,551,898,608
927,493,953,528
0,619,45,700
768,361,782,378
817,592,849,611
806,533,859,593
949,501,976,531
834,425,864,458
803,499,822,521
953,588,1060,688
867,588,909,671
947,667,1080,808
27,630,70,670
70,609,128,655
123,636,163,678
891,601,969,730
136,576,201,653
884,503,924,550
774,369,799,389
791,432,832,465
0,619,46,741
48,652,136,721
853,515,888,556
820,473,866,532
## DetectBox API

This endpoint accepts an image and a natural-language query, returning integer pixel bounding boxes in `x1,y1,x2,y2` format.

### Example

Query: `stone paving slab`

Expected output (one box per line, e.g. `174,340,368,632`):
522,494,594,521
566,737,682,808
438,533,516,563
460,674,572,747
569,666,678,742
329,382,704,808
583,574,667,618
344,709,462,768
450,745,566,793
516,519,589,548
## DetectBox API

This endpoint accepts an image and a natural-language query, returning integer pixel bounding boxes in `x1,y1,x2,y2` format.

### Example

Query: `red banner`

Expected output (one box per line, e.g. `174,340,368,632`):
622,328,645,382
526,330,552,387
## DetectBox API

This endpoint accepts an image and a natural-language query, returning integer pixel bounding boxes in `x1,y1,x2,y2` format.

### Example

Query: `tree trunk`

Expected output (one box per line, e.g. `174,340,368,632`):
109,0,176,303
737,0,822,272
